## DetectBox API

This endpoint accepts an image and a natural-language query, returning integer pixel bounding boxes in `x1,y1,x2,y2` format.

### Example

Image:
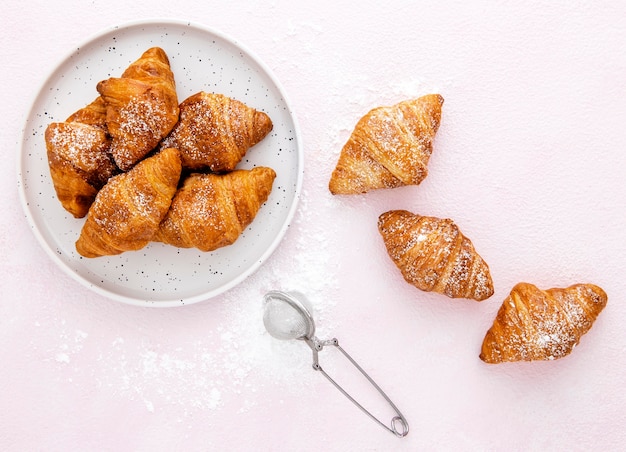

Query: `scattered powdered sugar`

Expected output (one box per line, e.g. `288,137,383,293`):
91,176,134,234
119,96,169,140
532,290,591,359
132,190,156,219
330,96,443,194
55,353,71,364
44,188,338,416
444,247,472,297
356,107,429,187
161,93,262,171
380,211,493,300
112,95,172,167
472,269,492,300
46,326,89,366
161,97,216,154
47,123,110,173
487,285,603,362
184,177,221,224
91,152,173,237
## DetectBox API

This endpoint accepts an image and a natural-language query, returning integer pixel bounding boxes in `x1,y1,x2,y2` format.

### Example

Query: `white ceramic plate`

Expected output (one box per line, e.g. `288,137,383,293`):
18,19,303,307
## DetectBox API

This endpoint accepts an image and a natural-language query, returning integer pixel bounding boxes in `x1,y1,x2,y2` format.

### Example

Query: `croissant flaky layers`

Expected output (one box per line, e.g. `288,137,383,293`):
97,47,179,170
329,94,443,195
75,148,182,258
45,97,117,218
155,167,276,252
378,210,494,301
65,96,108,131
161,92,273,171
480,282,607,363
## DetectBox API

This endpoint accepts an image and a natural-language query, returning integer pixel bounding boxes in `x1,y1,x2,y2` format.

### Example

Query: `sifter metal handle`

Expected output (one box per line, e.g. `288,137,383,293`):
304,337,409,438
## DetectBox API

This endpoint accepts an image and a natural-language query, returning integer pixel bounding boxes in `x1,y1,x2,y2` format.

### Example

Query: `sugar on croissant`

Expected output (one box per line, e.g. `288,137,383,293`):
155,166,276,252
377,210,494,301
329,94,443,195
480,282,607,363
75,147,182,258
45,96,117,218
97,47,179,171
160,92,273,171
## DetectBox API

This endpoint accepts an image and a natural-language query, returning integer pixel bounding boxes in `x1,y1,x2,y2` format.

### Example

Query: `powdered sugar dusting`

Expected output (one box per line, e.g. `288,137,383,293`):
532,290,591,359
379,211,493,301
364,105,431,185
112,95,171,167
92,173,160,235
156,173,227,250
186,178,221,222
120,96,169,139
89,150,179,240
45,202,337,415
444,247,472,297
482,284,607,362
161,93,269,171
157,169,275,251
162,96,218,153
330,95,442,193
472,269,492,300
46,123,111,173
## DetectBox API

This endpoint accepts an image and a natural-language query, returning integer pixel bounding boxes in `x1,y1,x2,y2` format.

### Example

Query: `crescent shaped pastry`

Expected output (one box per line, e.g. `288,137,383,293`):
75,147,182,257
160,92,273,171
97,47,179,170
329,94,443,195
378,210,494,301
155,166,276,252
480,282,607,363
45,97,116,218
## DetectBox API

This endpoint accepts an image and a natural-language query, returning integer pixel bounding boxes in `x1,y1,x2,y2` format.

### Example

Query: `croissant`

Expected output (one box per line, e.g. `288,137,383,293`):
377,210,494,301
329,94,443,195
75,147,182,258
155,166,276,251
45,98,116,218
160,92,273,171
97,47,179,170
480,282,607,363
65,96,108,130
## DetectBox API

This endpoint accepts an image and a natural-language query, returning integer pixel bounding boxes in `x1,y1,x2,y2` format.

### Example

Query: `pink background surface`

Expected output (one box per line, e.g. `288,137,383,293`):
3,1,626,450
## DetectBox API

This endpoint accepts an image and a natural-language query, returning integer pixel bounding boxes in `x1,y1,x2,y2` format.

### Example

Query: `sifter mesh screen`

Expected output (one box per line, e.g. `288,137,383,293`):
263,293,313,340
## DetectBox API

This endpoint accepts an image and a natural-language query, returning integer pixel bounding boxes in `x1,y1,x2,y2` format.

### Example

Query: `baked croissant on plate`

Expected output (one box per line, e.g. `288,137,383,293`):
65,96,108,131
97,47,179,170
155,166,276,252
329,94,443,195
480,282,607,363
160,92,273,171
75,147,182,258
378,210,494,301
45,97,117,218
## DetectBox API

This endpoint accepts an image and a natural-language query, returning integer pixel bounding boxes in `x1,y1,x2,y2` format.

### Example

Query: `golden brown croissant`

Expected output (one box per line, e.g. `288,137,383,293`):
160,92,273,171
377,210,494,301
480,282,607,363
329,94,443,195
97,47,179,170
75,147,182,258
65,96,108,130
155,166,276,251
45,99,116,218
